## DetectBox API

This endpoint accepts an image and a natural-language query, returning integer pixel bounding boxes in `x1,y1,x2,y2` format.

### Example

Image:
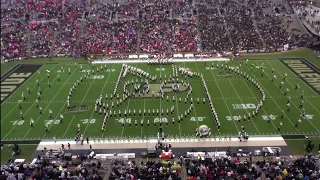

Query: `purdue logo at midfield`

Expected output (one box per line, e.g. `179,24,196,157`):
1,64,42,104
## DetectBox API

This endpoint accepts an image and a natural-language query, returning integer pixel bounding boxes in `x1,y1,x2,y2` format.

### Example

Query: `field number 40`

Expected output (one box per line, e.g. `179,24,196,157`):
190,117,206,121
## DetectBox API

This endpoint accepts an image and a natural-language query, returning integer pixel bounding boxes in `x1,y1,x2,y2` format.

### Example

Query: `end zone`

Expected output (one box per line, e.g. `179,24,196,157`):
1,64,43,104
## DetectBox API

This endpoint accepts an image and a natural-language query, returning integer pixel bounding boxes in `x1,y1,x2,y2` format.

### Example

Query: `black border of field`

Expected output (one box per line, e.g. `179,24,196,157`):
279,58,320,95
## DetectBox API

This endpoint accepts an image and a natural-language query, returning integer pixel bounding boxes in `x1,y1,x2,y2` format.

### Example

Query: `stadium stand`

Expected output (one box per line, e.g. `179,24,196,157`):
289,0,320,36
1,151,319,179
0,0,316,62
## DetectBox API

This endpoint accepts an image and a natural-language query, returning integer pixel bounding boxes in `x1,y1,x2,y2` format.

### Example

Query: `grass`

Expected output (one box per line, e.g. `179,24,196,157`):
285,139,320,155
0,145,38,164
1,48,319,141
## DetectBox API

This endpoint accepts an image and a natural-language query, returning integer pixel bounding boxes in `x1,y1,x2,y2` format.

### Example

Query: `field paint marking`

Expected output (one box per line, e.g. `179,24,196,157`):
226,75,261,134
141,65,150,137
206,63,240,133
42,67,85,138
61,68,100,139
120,64,138,138
1,64,58,122
172,65,182,137
81,64,115,137
248,61,300,133
2,65,59,139
195,63,222,136
265,60,320,133
240,69,278,131
271,60,320,114
23,66,79,139
182,62,202,135
1,64,21,81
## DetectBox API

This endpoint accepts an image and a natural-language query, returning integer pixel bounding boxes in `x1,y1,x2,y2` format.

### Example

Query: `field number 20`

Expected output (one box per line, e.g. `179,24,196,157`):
302,114,314,120
226,116,241,121
45,120,61,125
232,104,256,109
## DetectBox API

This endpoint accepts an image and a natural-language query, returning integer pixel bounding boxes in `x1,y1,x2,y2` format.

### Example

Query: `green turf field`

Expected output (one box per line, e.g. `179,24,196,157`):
1,49,320,141
0,145,37,164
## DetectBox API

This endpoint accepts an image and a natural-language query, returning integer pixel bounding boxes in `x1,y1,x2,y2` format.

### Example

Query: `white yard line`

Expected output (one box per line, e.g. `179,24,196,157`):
227,78,261,134
23,67,79,139
140,65,150,137
3,65,60,139
268,60,320,114
1,64,21,81
246,61,300,133
82,64,115,136
182,62,201,135
206,64,240,133
120,64,138,138
1,65,53,119
61,70,99,138
263,61,320,133
240,70,278,131
159,64,162,133
43,67,89,138
172,65,182,137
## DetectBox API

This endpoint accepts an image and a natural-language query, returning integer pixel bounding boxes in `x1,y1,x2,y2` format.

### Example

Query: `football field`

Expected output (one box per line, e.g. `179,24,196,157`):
1,57,320,141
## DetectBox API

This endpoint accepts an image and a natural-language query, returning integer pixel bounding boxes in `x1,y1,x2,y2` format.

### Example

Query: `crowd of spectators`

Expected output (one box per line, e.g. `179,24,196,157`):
0,149,106,180
0,0,315,61
290,0,320,36
109,160,183,180
186,155,320,179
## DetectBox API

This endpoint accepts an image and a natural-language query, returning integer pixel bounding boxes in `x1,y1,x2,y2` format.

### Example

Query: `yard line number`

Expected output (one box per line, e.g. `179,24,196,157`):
190,117,206,121
80,119,96,124
226,114,315,121
11,120,24,126
81,69,115,73
116,116,206,124
156,68,166,71
88,75,104,79
45,120,61,125
232,104,256,109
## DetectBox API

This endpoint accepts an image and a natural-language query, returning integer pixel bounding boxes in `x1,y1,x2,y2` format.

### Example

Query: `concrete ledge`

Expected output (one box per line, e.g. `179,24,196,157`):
36,136,286,150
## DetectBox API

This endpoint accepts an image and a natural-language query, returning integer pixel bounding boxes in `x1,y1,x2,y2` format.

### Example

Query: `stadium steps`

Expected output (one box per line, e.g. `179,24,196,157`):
49,25,59,57
136,21,142,53
181,164,188,180
217,7,235,49
26,27,32,57
251,16,267,48
102,160,113,180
